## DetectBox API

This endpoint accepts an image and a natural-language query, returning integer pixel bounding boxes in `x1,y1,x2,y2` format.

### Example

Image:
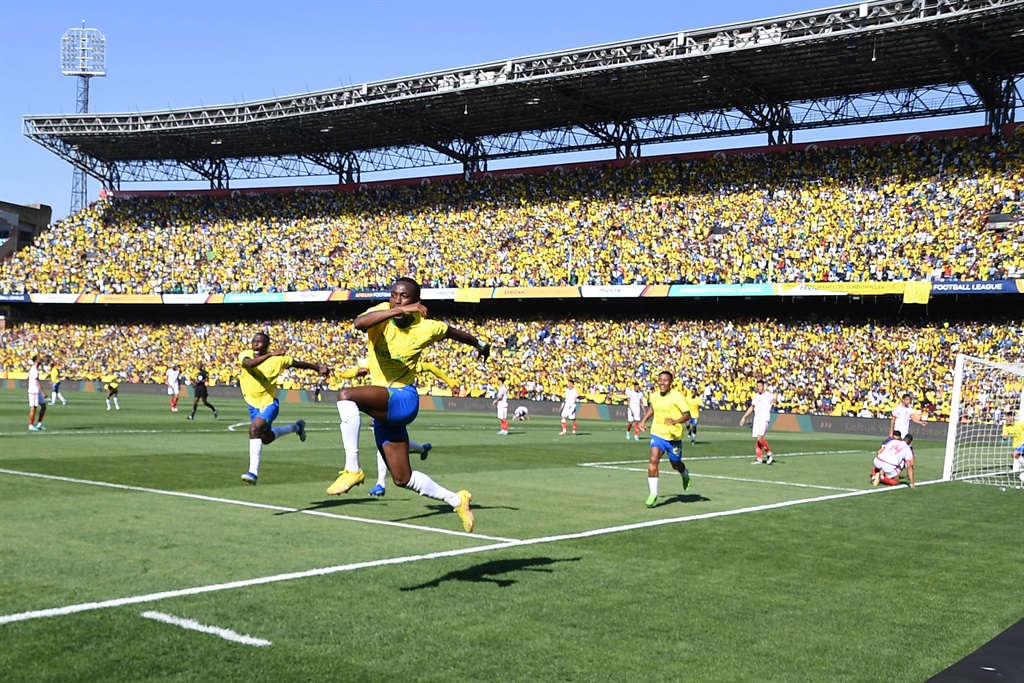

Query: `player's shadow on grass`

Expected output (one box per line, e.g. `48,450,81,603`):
401,556,582,591
391,501,518,525
274,499,517,519
273,497,379,515
652,493,711,507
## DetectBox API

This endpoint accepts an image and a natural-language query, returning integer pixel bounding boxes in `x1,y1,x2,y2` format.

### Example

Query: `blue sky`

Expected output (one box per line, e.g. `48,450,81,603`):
0,0,985,223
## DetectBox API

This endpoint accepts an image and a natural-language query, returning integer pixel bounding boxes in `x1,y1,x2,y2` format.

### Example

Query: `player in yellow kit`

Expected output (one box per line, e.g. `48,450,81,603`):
238,331,329,485
683,387,702,445
638,371,692,508
1003,415,1024,476
328,277,489,533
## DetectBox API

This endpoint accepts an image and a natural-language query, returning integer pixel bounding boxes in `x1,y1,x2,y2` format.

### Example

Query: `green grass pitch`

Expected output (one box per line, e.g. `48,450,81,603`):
0,388,1020,682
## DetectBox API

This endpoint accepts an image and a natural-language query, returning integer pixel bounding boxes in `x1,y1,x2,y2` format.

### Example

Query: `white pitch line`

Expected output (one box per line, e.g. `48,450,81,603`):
580,450,863,467
0,468,515,543
580,457,861,492
580,464,856,491
694,473,858,491
0,479,941,626
141,610,271,647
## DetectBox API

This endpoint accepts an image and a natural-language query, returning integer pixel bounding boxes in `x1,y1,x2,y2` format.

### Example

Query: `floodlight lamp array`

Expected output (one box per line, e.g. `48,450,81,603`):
61,27,106,77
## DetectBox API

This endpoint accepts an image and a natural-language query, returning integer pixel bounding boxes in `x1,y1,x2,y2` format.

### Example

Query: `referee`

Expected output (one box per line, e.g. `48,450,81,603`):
187,366,219,420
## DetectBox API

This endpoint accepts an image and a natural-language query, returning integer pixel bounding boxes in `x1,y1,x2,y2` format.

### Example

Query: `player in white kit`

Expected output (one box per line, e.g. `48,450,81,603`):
739,380,776,464
494,376,509,435
624,381,645,441
560,380,581,435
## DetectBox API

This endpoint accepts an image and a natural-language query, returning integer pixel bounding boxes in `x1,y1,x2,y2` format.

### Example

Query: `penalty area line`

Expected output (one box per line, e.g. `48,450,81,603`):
0,480,943,626
141,610,271,647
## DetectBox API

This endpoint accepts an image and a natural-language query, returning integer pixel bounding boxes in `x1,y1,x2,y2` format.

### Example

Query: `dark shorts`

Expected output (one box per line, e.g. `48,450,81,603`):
194,384,208,399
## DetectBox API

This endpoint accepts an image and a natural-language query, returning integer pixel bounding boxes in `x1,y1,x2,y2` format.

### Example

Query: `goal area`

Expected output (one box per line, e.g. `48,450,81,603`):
943,353,1024,488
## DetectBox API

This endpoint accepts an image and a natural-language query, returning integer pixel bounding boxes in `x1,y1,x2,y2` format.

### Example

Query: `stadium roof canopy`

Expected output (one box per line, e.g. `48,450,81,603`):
23,0,1024,189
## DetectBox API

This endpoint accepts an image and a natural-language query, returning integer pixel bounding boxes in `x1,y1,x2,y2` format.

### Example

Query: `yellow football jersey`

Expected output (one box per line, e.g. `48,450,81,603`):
649,388,689,441
364,302,449,388
684,394,701,419
238,349,293,408
1003,422,1024,449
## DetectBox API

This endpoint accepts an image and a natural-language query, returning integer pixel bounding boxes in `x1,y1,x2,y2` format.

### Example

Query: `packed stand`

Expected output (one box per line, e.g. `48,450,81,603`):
1,133,1022,296
2,315,1020,420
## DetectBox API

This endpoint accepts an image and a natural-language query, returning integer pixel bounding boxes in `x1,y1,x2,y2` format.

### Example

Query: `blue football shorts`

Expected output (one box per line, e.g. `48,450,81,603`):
373,385,420,447
247,399,280,427
650,434,683,463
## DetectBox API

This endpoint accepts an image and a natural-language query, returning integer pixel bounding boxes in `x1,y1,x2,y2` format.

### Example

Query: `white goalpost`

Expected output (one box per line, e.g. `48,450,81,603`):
943,353,1024,488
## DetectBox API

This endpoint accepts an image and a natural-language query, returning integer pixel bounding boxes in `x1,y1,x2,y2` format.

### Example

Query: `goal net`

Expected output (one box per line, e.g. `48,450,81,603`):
943,353,1024,488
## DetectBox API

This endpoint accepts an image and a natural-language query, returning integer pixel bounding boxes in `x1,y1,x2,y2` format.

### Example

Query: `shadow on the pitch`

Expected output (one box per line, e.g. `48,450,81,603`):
401,556,582,591
390,501,518,525
652,493,711,507
273,496,377,515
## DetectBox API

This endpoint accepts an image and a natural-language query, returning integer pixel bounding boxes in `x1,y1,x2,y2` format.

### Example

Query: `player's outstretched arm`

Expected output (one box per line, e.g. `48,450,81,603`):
292,360,331,376
445,326,490,360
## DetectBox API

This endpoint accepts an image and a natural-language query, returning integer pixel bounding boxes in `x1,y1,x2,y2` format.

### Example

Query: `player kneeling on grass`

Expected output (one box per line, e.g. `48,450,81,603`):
871,434,915,488
638,371,692,508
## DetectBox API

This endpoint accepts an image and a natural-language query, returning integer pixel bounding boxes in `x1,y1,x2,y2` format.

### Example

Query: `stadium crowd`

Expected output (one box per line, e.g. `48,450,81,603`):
1,315,1020,419
1,132,1022,295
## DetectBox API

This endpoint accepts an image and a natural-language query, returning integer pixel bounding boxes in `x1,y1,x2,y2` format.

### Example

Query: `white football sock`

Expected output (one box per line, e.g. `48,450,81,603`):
337,400,361,471
648,476,659,496
405,470,460,507
248,439,262,476
375,450,388,487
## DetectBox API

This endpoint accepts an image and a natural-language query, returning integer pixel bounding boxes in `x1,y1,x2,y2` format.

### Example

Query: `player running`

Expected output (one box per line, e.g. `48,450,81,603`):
638,371,692,508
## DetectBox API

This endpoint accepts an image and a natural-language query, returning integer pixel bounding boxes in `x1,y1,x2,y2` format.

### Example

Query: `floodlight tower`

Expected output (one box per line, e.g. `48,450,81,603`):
61,22,105,215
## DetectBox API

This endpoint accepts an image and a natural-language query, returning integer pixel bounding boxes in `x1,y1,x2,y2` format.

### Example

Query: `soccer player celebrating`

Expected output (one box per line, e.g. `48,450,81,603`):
740,379,776,464
494,375,509,435
638,371,692,508
327,277,489,533
560,379,581,435
335,365,433,499
624,381,645,441
238,331,328,485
